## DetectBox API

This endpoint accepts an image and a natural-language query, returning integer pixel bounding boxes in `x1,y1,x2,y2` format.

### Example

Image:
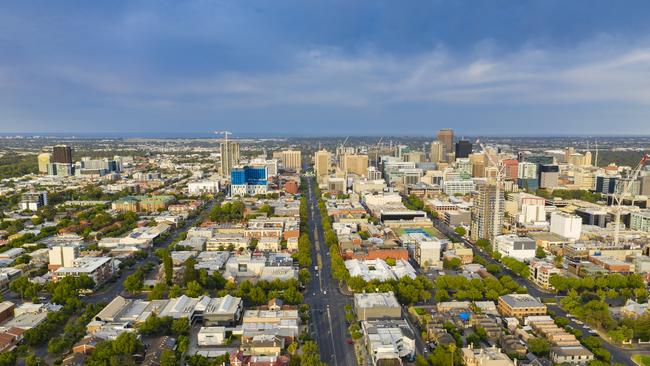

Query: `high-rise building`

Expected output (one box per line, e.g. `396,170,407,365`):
37,153,51,174
342,154,369,177
455,140,472,159
314,150,331,183
230,165,268,196
429,141,443,163
539,165,559,189
502,159,519,180
52,145,72,164
273,149,302,173
220,141,240,176
437,128,454,155
550,212,582,240
470,181,504,242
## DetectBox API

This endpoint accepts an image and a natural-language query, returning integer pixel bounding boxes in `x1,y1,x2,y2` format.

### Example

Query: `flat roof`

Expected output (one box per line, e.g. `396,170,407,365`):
499,294,545,308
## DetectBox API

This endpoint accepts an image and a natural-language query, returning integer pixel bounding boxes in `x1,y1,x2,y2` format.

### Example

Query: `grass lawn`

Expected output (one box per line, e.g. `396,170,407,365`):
632,355,650,366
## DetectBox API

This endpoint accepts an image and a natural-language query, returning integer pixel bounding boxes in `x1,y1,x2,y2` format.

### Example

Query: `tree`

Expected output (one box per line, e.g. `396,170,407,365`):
112,332,141,355
160,349,178,366
454,226,466,237
535,247,547,259
184,257,198,285
185,281,204,297
443,257,461,270
169,284,183,298
139,314,172,336
528,337,550,356
172,318,190,336
123,272,143,293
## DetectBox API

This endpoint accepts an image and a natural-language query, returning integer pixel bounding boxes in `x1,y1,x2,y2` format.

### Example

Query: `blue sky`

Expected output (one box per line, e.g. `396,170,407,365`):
2,0,650,136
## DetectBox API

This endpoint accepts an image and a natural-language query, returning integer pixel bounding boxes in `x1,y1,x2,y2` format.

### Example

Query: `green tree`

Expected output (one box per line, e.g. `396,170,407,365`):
185,281,204,297
528,337,550,356
454,226,466,237
160,349,178,366
172,318,190,336
535,247,546,259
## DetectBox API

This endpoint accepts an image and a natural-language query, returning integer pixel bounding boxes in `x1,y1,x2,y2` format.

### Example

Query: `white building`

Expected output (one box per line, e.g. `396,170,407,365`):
197,326,226,346
550,212,582,240
188,180,220,196
516,193,546,224
362,320,416,366
413,234,443,269
48,245,80,270
495,235,536,262
443,180,475,196
53,257,115,287
19,191,48,211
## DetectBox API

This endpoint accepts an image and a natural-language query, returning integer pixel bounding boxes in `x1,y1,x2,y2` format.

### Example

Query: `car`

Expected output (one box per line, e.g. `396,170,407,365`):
574,320,584,325
323,290,327,295
346,339,354,345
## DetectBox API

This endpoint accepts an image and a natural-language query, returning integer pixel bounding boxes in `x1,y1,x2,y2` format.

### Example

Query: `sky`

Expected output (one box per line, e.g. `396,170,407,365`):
2,0,650,136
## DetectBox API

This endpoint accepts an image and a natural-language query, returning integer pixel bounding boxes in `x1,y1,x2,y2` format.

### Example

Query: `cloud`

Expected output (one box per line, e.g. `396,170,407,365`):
18,38,650,110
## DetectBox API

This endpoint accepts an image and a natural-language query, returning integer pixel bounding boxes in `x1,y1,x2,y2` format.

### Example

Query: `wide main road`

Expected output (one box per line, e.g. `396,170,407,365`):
303,176,357,366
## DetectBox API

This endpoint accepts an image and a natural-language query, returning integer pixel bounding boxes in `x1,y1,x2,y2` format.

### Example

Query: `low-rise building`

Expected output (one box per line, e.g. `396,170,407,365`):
461,346,514,366
550,346,594,365
497,294,546,320
529,258,563,290
362,320,415,366
354,292,401,321
53,257,115,287
495,235,536,262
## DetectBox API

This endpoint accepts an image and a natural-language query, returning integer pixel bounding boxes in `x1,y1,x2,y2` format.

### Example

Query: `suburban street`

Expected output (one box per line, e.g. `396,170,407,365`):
31,198,218,361
303,176,358,366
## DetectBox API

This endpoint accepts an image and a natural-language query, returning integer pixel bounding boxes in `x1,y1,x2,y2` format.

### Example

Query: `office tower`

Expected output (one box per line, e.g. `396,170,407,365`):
273,149,302,173
437,128,454,155
396,145,410,159
470,181,504,242
403,152,424,164
539,164,559,189
220,141,240,176
429,141,443,163
564,147,576,163
502,159,519,180
314,150,331,183
550,212,582,240
230,165,268,196
37,153,51,174
52,145,72,164
343,154,369,177
455,140,472,159
595,175,619,194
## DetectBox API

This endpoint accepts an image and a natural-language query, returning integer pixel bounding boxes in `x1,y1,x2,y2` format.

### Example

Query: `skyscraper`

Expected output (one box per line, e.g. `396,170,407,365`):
437,128,454,155
273,149,302,173
342,154,369,176
52,145,72,164
37,153,51,174
220,141,240,176
429,141,443,163
314,150,331,183
470,181,504,242
454,140,472,159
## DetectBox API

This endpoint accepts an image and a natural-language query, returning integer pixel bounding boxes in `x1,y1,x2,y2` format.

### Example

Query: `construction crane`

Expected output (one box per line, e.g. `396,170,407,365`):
476,139,506,245
612,154,649,245
214,130,232,143
374,137,384,167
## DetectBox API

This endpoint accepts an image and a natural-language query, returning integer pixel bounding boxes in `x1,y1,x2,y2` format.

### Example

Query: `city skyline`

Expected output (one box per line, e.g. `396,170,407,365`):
2,1,650,134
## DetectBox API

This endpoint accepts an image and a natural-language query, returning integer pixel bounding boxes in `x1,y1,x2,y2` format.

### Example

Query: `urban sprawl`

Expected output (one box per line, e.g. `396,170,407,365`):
0,131,650,366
